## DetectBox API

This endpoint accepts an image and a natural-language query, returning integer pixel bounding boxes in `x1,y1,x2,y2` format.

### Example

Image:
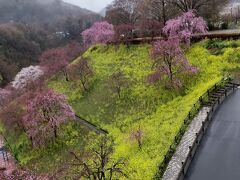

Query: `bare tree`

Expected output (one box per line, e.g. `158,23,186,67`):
106,0,140,25
138,0,178,24
169,0,205,12
67,57,94,92
57,137,127,180
105,7,132,25
169,0,230,24
109,71,129,99
131,126,144,150
139,0,230,26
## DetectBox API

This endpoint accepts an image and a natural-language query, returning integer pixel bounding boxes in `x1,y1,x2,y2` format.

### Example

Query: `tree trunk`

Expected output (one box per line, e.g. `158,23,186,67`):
63,69,69,82
81,80,88,92
169,64,174,87
117,86,121,99
138,139,142,150
54,125,57,138
162,0,167,24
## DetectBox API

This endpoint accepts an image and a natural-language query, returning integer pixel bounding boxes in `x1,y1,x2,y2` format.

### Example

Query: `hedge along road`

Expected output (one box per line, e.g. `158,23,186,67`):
185,89,240,180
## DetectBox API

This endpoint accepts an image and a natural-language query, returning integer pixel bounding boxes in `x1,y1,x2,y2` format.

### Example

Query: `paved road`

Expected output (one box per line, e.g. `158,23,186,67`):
185,89,240,180
206,29,240,35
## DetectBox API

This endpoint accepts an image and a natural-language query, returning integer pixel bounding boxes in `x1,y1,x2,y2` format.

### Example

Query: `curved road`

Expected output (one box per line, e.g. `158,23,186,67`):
185,89,240,180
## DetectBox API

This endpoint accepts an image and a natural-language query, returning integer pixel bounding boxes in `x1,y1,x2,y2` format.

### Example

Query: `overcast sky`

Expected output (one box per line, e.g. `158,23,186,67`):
63,0,113,12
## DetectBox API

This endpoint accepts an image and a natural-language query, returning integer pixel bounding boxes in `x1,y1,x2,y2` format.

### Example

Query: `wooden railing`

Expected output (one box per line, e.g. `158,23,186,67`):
177,81,238,180
118,30,240,44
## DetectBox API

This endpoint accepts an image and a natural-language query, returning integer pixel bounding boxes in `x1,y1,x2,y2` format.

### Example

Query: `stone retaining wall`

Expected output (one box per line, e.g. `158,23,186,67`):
162,84,237,180
162,107,210,180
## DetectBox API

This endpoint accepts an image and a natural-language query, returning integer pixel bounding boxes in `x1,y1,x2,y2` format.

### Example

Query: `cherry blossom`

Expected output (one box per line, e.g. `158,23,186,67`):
149,38,198,88
0,88,11,106
11,66,44,90
22,89,75,147
82,21,115,46
163,10,208,44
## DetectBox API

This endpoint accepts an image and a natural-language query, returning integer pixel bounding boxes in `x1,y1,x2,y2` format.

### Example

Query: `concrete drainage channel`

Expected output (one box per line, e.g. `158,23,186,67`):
75,115,108,135
0,115,107,173
161,80,238,180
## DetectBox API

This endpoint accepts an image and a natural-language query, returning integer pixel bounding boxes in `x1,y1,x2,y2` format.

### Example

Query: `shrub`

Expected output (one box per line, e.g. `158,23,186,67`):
163,10,208,44
223,47,240,63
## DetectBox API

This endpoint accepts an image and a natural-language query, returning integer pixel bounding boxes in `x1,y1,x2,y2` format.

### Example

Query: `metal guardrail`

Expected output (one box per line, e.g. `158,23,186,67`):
155,77,236,179
177,81,238,180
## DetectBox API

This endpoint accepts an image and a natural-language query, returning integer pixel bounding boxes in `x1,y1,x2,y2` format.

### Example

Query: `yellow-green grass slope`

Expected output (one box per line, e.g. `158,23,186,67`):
48,39,240,179
1,39,237,179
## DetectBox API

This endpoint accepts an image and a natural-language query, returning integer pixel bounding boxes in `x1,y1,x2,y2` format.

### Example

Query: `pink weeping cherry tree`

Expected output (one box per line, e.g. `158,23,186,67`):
65,41,83,60
23,89,75,147
67,57,94,92
39,47,69,80
11,66,44,90
163,10,208,44
114,24,134,43
81,21,115,46
0,88,11,106
149,38,198,89
139,19,163,39
131,126,144,150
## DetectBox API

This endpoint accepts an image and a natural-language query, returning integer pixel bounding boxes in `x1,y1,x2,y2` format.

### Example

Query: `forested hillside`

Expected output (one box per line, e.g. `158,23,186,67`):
0,0,101,87
1,39,239,179
0,0,99,24
0,0,240,179
0,23,43,86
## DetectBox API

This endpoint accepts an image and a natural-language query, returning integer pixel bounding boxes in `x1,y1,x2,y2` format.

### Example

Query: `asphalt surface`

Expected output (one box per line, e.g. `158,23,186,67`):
185,89,240,180
206,29,240,35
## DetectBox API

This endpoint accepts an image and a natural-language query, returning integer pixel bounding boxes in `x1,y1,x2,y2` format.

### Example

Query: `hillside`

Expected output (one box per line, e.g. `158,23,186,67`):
0,0,100,24
0,0,101,87
3,39,240,179
0,23,43,86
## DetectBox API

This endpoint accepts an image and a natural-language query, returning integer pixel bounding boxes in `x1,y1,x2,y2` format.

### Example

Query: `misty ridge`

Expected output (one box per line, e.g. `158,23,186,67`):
0,0,100,24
